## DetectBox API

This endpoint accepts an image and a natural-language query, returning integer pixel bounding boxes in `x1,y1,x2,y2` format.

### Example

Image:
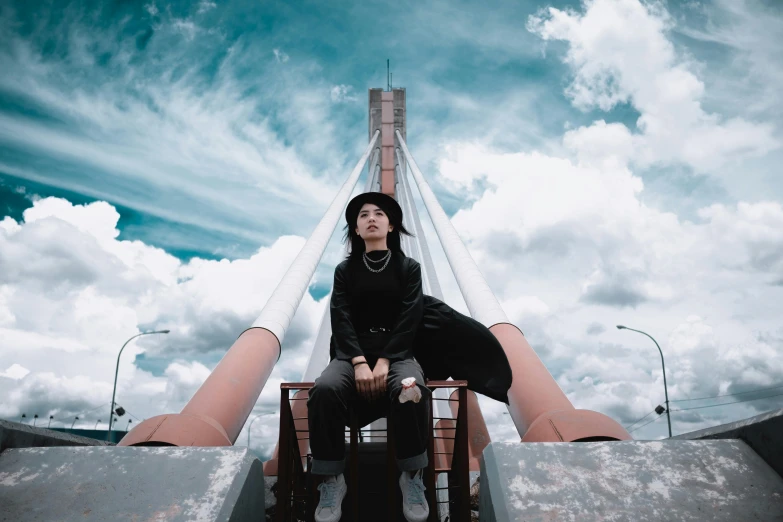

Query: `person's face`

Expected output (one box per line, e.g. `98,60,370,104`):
355,203,393,241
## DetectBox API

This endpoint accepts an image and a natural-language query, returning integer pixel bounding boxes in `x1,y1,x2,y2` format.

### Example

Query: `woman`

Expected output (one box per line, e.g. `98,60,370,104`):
307,191,431,522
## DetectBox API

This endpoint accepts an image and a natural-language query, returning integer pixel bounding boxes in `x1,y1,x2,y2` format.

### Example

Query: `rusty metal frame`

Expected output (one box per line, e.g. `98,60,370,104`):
276,382,313,522
428,381,470,522
274,380,470,522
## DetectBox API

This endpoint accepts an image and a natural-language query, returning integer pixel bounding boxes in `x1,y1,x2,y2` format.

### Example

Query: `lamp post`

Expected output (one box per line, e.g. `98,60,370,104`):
246,412,275,449
617,325,672,438
108,329,170,440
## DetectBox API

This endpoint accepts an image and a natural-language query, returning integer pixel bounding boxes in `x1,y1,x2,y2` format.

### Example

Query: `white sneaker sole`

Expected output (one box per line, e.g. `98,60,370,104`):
315,481,347,522
399,474,429,522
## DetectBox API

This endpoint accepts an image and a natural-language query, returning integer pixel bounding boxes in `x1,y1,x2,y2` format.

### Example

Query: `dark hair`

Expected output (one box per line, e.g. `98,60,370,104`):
343,201,413,260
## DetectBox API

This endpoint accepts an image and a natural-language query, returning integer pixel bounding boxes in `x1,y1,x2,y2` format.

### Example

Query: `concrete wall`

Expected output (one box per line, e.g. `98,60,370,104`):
0,446,264,522
673,408,783,478
0,419,113,453
480,440,783,522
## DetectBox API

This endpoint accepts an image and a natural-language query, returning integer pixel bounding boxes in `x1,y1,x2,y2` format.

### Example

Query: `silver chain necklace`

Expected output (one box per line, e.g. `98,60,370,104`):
363,250,392,273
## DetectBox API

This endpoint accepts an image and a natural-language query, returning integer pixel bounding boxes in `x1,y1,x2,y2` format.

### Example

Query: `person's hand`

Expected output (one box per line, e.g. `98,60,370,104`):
353,361,375,400
371,358,389,401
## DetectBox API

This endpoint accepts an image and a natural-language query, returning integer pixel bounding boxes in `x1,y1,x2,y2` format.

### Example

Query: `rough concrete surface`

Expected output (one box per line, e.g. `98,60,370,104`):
480,440,783,522
263,476,277,522
673,408,783,478
0,446,264,522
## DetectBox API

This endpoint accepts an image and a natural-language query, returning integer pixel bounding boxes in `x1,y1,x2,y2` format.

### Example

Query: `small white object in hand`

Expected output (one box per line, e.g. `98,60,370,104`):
399,377,422,403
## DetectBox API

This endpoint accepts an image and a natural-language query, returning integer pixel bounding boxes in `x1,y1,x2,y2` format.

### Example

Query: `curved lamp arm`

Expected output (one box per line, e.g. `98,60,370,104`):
246,411,276,448
617,325,672,438
108,329,170,440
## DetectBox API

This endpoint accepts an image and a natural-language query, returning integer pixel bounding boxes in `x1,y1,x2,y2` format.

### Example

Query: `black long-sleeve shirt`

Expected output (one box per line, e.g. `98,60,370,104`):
352,250,402,331
330,251,423,363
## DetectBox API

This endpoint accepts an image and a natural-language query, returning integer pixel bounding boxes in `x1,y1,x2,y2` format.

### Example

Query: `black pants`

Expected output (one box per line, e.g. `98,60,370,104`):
307,354,431,475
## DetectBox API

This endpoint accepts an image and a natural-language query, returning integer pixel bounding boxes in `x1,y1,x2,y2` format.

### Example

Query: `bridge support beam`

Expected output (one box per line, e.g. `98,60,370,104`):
396,131,631,443
120,131,380,447
449,390,491,470
490,323,631,442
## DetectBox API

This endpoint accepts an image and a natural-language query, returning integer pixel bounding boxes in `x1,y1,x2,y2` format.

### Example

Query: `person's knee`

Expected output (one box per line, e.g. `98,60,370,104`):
388,366,425,396
387,377,406,400
310,375,347,405
388,380,429,405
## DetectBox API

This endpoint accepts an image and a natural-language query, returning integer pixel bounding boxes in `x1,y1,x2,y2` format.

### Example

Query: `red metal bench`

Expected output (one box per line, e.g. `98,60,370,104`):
274,380,471,522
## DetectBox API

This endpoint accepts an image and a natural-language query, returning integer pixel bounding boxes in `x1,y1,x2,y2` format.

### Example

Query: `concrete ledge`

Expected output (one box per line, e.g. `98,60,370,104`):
673,408,783,478
480,440,783,522
0,446,264,522
0,419,113,452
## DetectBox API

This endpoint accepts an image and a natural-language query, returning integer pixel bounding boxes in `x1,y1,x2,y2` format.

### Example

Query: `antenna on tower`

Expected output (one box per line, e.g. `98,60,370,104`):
387,59,390,91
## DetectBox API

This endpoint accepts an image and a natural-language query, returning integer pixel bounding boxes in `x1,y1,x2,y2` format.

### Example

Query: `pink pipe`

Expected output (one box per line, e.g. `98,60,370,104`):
449,390,490,471
119,328,279,446
490,323,631,442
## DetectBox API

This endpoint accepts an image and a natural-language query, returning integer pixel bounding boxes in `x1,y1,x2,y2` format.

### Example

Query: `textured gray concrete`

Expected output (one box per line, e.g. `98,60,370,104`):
0,446,264,522
480,440,783,522
263,476,278,522
673,408,783,478
0,419,113,452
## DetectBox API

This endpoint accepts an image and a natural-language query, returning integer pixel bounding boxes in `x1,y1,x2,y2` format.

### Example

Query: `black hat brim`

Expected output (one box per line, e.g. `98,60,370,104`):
345,192,403,227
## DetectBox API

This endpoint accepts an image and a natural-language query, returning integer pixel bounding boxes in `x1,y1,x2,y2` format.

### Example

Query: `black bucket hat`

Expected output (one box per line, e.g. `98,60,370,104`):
345,192,403,228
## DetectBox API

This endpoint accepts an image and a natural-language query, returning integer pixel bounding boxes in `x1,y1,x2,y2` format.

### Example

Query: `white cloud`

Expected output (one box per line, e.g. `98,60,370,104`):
0,286,15,326
171,19,199,40
163,361,212,403
678,0,783,119
2,0,782,449
330,84,357,103
698,201,783,276
0,197,322,449
402,2,782,441
528,0,779,171
0,12,357,248
0,364,29,380
0,372,112,419
429,139,783,438
197,1,217,14
273,49,289,63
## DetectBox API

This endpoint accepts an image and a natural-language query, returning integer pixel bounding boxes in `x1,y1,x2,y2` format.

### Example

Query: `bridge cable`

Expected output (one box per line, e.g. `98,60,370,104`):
669,382,783,403
628,414,663,434
624,409,658,431
669,391,783,413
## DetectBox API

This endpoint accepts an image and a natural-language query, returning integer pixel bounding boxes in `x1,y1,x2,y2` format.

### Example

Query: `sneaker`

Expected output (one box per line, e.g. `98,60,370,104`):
399,469,429,522
315,474,347,522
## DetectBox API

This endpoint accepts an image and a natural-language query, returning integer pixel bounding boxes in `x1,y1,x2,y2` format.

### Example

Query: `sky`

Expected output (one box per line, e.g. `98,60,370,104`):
1,0,783,457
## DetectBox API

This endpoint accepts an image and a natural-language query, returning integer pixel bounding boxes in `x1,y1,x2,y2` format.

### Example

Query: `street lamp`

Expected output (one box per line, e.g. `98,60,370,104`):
108,329,170,441
617,325,672,437
247,412,275,448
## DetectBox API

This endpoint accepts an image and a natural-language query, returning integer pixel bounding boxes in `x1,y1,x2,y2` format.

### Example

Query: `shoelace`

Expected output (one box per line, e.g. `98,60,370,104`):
406,474,426,505
317,480,338,508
